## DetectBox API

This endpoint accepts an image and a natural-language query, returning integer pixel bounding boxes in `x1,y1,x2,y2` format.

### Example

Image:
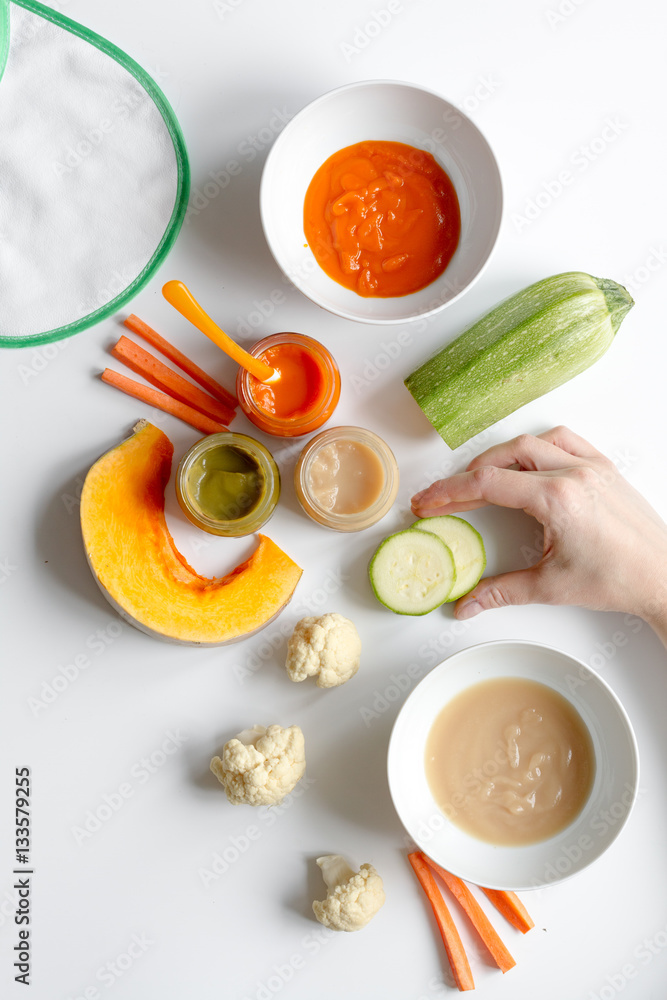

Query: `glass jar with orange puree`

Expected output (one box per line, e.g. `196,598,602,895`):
236,333,340,437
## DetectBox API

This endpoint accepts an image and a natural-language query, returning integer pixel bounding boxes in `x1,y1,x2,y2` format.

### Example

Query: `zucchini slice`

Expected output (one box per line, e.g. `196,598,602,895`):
369,528,456,615
413,515,486,601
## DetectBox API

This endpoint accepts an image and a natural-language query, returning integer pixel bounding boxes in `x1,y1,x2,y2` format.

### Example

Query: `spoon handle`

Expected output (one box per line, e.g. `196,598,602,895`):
162,280,276,383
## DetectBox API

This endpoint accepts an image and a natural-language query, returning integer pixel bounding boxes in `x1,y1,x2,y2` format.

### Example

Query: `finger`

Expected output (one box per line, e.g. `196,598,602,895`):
454,567,547,619
411,479,491,514
411,498,489,516
411,466,548,518
466,432,586,473
536,425,607,461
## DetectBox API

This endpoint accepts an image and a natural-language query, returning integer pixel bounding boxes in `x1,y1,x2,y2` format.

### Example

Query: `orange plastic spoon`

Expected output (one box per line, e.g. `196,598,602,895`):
162,280,278,383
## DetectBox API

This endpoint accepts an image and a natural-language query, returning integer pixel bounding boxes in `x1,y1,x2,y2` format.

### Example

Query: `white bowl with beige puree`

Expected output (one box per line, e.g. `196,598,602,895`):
388,640,639,890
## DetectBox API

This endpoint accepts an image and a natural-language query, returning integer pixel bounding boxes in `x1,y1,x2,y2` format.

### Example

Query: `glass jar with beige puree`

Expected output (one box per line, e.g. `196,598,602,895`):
294,426,399,531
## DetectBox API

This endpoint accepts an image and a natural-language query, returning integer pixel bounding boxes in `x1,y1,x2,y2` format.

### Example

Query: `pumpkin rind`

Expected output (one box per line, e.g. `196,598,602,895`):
80,420,302,645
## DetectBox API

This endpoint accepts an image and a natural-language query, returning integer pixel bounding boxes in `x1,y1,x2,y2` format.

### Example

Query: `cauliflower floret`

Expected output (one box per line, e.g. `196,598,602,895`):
312,854,385,931
286,613,361,688
210,724,305,806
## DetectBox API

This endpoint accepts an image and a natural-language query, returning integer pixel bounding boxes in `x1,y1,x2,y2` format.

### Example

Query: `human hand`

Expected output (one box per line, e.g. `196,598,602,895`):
411,427,667,641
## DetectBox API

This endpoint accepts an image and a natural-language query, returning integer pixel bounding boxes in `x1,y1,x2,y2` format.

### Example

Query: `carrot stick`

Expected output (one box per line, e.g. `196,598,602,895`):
407,852,474,992
479,888,534,935
123,314,238,409
100,369,227,436
419,855,515,974
111,336,235,426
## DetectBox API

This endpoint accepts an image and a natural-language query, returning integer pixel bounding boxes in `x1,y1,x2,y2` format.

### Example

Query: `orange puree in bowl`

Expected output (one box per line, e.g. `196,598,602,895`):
303,140,461,298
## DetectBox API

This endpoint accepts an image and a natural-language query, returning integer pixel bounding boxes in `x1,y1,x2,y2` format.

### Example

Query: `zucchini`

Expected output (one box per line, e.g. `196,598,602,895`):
413,515,486,601
368,528,456,615
404,272,633,449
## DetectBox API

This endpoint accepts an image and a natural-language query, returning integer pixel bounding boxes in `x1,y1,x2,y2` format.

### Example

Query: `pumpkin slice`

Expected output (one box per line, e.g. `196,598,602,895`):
80,420,302,645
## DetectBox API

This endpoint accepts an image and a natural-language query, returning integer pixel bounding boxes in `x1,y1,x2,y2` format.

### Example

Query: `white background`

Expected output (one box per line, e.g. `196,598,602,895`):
2,1,667,998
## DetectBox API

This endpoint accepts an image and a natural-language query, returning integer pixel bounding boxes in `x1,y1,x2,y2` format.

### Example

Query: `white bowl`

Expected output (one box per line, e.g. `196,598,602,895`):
387,640,639,890
260,80,502,325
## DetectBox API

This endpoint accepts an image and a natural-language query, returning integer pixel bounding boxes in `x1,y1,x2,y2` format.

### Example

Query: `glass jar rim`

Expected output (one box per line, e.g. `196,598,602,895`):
295,425,399,527
237,333,340,431
176,432,280,534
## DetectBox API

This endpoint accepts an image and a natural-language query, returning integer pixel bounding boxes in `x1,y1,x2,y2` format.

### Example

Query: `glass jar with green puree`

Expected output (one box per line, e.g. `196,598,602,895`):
176,432,280,536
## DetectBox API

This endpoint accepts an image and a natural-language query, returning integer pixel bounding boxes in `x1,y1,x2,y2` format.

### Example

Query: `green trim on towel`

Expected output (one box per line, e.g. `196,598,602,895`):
0,0,191,348
0,0,10,85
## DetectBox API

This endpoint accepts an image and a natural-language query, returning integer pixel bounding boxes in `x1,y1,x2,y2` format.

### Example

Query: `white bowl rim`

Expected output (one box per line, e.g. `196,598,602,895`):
387,638,640,890
259,78,504,326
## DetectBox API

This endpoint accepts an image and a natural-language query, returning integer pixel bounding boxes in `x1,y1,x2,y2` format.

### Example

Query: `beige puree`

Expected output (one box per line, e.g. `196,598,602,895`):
425,677,596,846
307,439,385,514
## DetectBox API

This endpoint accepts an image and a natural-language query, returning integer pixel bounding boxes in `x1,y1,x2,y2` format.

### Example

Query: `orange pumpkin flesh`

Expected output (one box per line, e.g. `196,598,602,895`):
80,420,302,645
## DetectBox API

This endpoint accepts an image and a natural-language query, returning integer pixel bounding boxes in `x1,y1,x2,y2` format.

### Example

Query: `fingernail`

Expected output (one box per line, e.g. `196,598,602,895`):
457,599,482,620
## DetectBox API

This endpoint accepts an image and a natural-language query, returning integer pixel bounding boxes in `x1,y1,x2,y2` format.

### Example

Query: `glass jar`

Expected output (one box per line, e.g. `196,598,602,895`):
176,432,280,537
294,426,399,532
235,332,340,437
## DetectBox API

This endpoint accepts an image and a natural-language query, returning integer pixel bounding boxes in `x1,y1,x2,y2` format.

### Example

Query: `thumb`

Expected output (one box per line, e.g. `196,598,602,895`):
455,568,543,620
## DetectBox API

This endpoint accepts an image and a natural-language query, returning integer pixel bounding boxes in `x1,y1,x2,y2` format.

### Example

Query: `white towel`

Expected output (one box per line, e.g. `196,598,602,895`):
0,0,189,346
